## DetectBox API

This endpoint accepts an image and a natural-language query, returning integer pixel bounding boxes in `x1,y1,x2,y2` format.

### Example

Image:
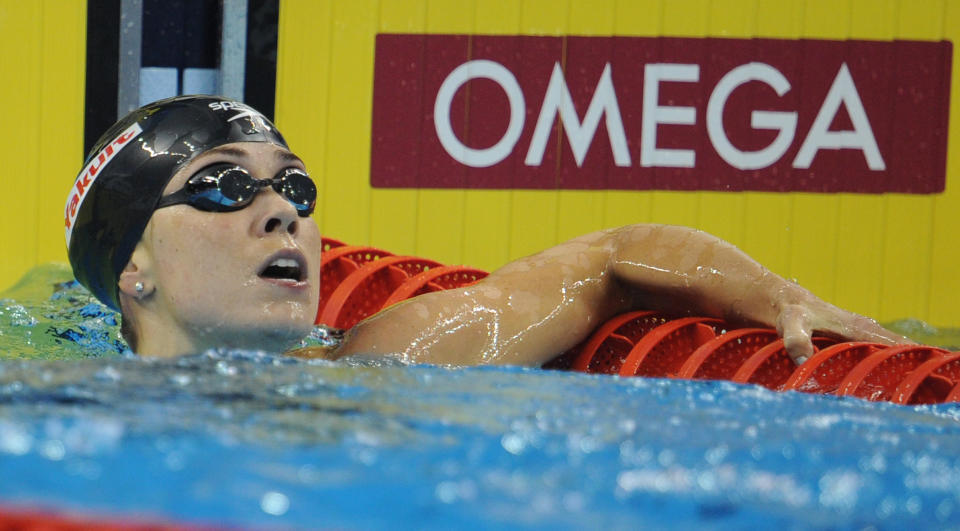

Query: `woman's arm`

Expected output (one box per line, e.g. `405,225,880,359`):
331,224,910,365
605,225,910,362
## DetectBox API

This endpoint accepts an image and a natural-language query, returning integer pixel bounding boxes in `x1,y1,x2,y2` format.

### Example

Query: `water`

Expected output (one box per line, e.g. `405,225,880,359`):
1,265,959,529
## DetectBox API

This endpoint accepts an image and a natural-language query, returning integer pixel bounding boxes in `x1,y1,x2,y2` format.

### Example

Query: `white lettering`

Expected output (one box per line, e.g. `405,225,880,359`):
525,62,630,167
64,122,143,247
433,59,526,168
641,63,700,168
707,62,798,170
793,63,885,170
430,58,886,174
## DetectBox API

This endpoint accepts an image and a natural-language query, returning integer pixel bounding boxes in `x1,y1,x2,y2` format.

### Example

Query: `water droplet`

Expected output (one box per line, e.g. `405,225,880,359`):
657,449,675,466
170,373,192,386
40,439,65,461
905,495,922,515
216,360,237,376
936,499,953,521
96,365,121,382
260,491,290,516
0,421,32,455
436,481,458,503
501,433,525,455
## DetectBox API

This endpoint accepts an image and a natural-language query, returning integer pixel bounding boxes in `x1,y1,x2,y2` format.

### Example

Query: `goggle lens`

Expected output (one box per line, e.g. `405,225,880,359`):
157,164,316,216
272,169,316,213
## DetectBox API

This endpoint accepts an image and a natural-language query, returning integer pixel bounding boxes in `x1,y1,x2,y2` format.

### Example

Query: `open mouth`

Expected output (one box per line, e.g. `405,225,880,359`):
258,255,306,283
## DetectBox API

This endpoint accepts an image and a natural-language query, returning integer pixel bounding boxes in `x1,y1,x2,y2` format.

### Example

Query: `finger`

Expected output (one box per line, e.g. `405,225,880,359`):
777,304,814,364
806,304,914,346
840,314,915,345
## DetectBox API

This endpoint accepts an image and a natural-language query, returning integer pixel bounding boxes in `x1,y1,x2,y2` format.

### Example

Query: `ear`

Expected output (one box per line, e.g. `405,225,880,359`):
117,242,155,299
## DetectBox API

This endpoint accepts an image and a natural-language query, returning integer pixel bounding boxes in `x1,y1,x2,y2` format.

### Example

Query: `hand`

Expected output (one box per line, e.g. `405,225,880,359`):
775,299,914,364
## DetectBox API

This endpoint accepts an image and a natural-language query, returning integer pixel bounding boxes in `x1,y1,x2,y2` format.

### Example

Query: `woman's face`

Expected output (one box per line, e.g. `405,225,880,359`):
138,142,321,352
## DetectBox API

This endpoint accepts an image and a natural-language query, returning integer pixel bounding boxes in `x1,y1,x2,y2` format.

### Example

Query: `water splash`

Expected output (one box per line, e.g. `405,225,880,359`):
0,264,126,359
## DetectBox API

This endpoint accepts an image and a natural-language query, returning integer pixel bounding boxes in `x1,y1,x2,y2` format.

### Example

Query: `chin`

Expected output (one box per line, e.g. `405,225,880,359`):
248,305,315,346
200,299,315,351
227,324,310,353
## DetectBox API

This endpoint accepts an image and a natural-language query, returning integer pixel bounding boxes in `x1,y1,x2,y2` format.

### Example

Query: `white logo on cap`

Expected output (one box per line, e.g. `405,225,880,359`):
208,101,269,125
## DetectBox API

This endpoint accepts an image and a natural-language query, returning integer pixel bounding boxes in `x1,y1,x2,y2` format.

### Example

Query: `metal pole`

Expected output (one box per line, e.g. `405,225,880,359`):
117,0,142,116
220,0,248,101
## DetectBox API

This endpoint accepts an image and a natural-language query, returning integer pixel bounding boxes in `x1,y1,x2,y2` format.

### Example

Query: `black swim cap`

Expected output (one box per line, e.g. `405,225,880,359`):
65,95,288,311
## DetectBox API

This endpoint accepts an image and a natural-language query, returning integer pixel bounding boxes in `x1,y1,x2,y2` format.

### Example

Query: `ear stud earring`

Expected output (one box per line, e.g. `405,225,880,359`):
135,282,144,295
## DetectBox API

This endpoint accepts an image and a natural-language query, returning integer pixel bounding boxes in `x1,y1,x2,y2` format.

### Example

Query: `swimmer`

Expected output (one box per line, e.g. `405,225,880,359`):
65,95,909,365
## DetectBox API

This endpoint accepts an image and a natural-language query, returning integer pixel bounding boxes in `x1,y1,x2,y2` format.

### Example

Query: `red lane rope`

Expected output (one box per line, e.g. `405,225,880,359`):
678,328,780,381
0,505,199,530
316,245,395,324
319,255,442,329
619,317,724,378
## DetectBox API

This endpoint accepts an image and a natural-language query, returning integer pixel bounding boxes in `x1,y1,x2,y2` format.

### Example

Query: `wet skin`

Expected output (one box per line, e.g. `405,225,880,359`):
118,142,910,362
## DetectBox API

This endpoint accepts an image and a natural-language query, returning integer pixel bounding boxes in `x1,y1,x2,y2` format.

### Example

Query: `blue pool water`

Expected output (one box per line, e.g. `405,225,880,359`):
1,265,959,529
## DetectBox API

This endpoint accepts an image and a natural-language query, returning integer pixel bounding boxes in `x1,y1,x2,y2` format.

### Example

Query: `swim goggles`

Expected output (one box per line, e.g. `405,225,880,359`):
156,163,316,216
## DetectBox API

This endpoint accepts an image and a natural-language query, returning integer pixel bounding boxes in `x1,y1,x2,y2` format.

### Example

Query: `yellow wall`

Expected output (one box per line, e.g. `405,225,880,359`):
275,0,960,328
1,0,958,329
0,0,87,289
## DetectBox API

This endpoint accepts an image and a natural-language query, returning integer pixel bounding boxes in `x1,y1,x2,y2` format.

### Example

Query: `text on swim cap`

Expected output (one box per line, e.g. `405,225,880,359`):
208,100,264,123
207,101,247,112
64,122,143,247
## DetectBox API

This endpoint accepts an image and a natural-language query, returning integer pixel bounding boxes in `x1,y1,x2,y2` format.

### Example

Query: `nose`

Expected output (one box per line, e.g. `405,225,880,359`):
252,188,300,238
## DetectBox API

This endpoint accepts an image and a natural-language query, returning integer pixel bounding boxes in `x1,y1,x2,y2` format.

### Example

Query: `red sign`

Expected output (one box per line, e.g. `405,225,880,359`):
370,34,952,193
